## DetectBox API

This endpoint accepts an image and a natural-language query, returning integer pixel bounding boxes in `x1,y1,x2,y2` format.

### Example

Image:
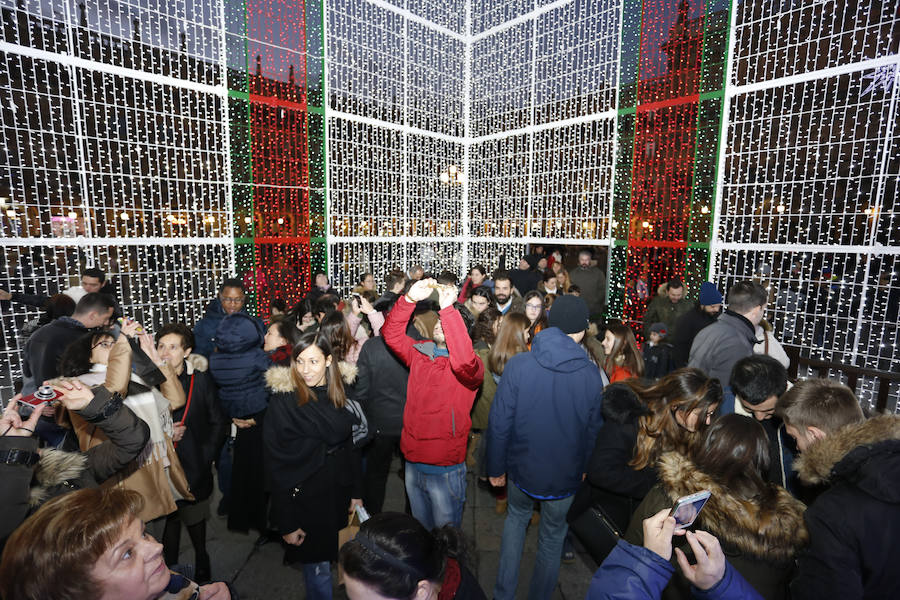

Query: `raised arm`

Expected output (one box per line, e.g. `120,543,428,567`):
382,280,434,366
437,285,483,390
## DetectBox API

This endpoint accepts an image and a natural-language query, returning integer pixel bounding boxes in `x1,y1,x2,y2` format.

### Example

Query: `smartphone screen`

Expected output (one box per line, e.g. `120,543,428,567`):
671,491,711,530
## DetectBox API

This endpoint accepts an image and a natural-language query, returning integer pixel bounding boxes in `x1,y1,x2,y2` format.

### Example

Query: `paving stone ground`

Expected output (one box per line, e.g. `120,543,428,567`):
183,457,597,599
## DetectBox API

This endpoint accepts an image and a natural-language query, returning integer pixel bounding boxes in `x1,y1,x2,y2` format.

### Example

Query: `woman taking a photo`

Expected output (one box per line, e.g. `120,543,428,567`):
625,414,807,600
264,331,363,600
600,323,644,383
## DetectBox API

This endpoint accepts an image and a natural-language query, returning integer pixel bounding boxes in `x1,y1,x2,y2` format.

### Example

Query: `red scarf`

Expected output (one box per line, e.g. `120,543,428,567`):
437,558,462,600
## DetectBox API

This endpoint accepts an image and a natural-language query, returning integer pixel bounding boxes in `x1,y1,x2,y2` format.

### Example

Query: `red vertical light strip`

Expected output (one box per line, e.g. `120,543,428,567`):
248,0,311,319
623,0,706,331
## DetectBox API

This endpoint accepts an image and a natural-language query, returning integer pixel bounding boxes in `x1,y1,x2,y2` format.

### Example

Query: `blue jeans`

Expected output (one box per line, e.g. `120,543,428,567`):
404,462,466,530
302,561,331,600
494,482,574,600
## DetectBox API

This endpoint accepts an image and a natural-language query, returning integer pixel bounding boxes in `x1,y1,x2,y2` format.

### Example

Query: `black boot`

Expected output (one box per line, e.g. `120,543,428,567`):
186,520,211,583
161,513,182,566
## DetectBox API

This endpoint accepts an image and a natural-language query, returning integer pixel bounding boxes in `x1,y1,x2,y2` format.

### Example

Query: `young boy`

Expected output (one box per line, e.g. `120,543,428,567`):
642,322,674,380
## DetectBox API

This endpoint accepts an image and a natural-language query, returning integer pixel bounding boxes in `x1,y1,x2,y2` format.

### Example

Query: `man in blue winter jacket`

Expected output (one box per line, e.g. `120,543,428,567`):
487,294,605,600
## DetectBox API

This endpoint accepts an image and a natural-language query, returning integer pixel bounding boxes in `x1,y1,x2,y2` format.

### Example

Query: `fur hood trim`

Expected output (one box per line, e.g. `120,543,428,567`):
601,383,649,424
793,415,900,485
265,362,358,393
29,449,87,507
657,452,807,561
186,353,208,373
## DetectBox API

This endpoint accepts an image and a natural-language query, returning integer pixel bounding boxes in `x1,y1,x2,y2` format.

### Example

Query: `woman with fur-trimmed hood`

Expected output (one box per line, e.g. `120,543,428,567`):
625,414,808,600
263,330,365,600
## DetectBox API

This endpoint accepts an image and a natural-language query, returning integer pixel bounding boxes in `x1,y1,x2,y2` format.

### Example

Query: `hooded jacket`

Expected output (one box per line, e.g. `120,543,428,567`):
382,297,484,466
790,415,900,600
625,452,808,600
688,311,758,385
487,326,605,498
671,306,718,368
208,312,271,418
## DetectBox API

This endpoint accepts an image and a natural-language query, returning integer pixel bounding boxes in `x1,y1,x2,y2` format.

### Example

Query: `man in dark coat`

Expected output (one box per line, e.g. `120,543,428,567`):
487,295,605,600
777,378,900,600
508,255,542,296
671,281,722,368
22,292,116,394
642,278,693,340
157,323,228,582
569,250,607,320
688,281,767,386
355,311,419,513
193,278,260,358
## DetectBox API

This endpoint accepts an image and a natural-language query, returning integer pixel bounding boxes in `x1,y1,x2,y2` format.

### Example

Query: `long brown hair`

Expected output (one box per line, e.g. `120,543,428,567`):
627,368,722,469
470,306,502,346
556,267,571,293
488,312,530,376
290,331,347,409
318,310,354,362
691,414,776,503
603,323,645,378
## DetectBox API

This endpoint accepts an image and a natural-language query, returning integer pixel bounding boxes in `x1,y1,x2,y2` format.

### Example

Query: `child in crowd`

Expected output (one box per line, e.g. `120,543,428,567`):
642,322,675,380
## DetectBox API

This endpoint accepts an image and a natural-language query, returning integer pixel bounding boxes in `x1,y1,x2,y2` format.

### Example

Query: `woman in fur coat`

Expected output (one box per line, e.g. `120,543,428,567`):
263,330,364,600
625,414,808,600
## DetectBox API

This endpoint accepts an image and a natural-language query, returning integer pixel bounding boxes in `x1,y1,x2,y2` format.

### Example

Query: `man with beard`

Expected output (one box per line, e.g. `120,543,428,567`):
671,282,722,368
492,271,524,316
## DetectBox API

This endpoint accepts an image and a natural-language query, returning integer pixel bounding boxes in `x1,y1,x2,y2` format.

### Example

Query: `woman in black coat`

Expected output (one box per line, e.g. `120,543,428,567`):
264,331,362,600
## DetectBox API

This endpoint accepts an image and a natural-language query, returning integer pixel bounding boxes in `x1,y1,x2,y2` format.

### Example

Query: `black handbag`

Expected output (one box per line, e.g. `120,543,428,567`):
567,499,623,565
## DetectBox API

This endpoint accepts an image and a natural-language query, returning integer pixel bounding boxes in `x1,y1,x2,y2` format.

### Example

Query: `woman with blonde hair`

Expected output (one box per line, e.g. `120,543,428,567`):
600,323,644,382
555,267,571,294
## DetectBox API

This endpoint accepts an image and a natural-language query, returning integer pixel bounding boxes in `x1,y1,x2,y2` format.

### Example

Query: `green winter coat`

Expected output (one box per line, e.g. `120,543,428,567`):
470,346,497,430
642,295,693,339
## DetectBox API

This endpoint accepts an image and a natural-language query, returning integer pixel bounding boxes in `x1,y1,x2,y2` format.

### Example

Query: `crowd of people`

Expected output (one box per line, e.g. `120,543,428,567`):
0,246,897,600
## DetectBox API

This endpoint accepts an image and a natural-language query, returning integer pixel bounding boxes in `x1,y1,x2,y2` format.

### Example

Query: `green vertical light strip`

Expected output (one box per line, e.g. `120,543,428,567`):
307,0,327,275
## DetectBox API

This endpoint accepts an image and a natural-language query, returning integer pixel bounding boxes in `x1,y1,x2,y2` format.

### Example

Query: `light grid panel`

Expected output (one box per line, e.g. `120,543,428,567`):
733,0,900,86
406,134,465,237
722,69,893,247
466,240,528,276
330,241,406,292
471,0,533,36
534,0,619,125
407,21,465,137
531,119,616,240
471,22,532,138
327,119,404,238
406,0,467,35
327,1,405,124
469,135,530,239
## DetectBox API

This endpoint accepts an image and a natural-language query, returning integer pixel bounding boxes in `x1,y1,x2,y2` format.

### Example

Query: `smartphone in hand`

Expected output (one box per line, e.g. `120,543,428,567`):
671,490,711,530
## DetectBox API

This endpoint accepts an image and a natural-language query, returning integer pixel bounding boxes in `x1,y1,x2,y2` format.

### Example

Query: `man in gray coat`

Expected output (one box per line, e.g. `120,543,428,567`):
569,250,606,320
688,281,767,385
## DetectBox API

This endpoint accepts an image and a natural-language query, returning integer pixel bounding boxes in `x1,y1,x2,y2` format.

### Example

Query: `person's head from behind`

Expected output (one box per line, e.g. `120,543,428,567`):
567,284,581,296
468,285,495,315
155,323,194,370
436,270,458,287
726,281,768,326
488,312,530,376
385,269,407,294
578,250,592,268
73,293,116,328
666,279,684,304
318,310,354,362
45,293,76,320
81,267,106,293
270,297,287,316
692,414,772,501
492,271,513,305
469,264,487,287
314,295,339,321
547,294,590,343
291,330,346,408
0,487,168,600
601,323,644,378
219,278,245,315
523,290,544,326
264,316,300,352
776,378,864,451
470,305,502,346
408,265,424,281
339,512,464,600
730,355,787,421
629,368,723,469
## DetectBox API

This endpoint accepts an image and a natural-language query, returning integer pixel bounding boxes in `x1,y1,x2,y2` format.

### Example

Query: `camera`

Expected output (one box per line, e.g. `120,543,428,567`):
17,385,61,417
